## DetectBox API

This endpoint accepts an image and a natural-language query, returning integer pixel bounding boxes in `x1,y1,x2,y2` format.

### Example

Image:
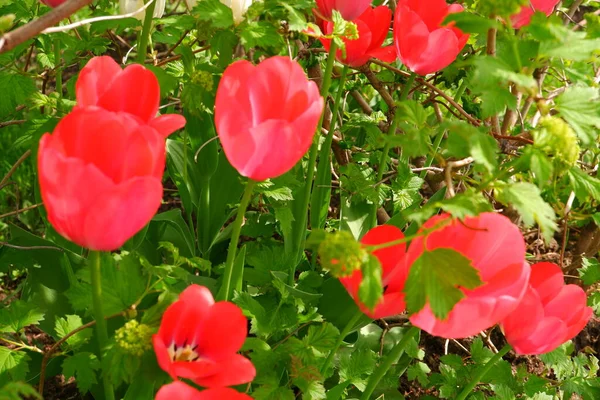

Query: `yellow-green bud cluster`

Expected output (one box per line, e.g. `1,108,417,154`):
533,116,580,168
192,70,214,92
115,320,153,357
318,231,367,278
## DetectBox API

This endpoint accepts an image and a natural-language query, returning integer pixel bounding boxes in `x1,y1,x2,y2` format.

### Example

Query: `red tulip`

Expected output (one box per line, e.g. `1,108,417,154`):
76,56,185,138
407,213,530,338
214,56,323,181
501,262,592,355
320,6,396,67
315,0,372,21
393,0,469,75
153,285,255,387
155,382,252,400
339,225,408,319
511,0,559,29
38,107,171,251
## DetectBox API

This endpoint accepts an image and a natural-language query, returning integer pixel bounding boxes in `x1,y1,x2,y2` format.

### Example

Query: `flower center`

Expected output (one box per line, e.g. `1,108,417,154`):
168,342,200,362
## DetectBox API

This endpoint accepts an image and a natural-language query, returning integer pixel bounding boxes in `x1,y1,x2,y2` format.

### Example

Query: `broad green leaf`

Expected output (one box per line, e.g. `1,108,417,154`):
407,361,431,386
194,0,234,28
568,167,600,203
555,86,600,146
495,182,557,243
62,352,99,394
54,314,92,349
0,348,29,385
404,248,484,319
253,385,295,400
445,121,498,173
0,300,44,333
0,382,41,400
305,323,340,353
240,21,284,50
0,72,36,117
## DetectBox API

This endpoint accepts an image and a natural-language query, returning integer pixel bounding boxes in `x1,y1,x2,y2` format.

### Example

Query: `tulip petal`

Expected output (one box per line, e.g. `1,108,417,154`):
76,56,121,107
83,176,162,250
96,64,160,122
361,225,406,280
368,45,397,63
394,6,429,69
528,262,564,306
366,291,406,319
195,301,248,360
150,114,187,138
411,28,459,75
157,383,253,400
193,354,256,387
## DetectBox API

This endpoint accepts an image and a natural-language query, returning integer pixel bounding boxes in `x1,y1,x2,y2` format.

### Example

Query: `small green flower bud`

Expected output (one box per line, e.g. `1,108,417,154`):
115,320,154,357
533,116,580,168
318,231,367,278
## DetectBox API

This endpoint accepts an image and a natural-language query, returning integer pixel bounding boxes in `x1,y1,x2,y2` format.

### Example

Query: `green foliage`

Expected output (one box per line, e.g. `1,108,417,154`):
0,382,41,400
0,300,44,333
404,248,484,319
62,352,100,394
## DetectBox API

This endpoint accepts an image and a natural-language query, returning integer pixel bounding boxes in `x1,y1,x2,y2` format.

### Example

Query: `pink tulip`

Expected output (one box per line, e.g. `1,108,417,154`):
407,213,530,338
339,225,408,319
315,0,372,21
511,0,559,29
320,6,396,67
393,0,469,75
501,262,593,355
214,56,323,181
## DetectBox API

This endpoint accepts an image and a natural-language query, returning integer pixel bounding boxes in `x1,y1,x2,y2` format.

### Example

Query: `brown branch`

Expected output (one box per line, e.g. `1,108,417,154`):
0,149,31,187
359,65,395,110
154,45,210,67
0,202,42,219
0,0,95,54
445,157,474,198
486,25,500,135
0,119,26,129
0,241,64,252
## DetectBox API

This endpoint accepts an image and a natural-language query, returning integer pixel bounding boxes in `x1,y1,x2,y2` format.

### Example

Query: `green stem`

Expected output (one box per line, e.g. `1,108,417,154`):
456,344,512,400
289,40,339,285
320,309,362,375
199,181,211,255
137,0,156,64
53,37,62,112
360,326,419,400
370,72,417,228
89,251,115,400
321,64,349,153
219,180,256,301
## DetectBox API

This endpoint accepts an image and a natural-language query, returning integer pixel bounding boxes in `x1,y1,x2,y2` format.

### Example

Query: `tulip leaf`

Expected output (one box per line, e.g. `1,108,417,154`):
404,248,483,320
358,254,384,311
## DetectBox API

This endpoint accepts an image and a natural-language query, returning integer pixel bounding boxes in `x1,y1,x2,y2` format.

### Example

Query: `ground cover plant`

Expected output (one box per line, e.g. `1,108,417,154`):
0,0,600,399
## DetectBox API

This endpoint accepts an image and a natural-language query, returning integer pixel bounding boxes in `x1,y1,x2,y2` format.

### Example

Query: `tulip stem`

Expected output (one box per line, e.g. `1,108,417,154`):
360,326,419,400
137,0,156,64
320,309,362,376
220,179,256,301
289,40,338,285
89,251,115,400
370,72,417,228
456,343,512,400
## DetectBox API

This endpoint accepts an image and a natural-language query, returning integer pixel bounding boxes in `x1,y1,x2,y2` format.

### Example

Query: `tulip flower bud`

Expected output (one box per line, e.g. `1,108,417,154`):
120,0,166,21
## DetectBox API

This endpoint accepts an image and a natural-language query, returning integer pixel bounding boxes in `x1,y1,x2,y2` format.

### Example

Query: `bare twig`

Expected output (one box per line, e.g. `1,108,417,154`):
0,241,64,252
0,150,31,187
0,119,26,129
444,157,474,198
359,65,395,109
0,202,42,219
0,0,95,54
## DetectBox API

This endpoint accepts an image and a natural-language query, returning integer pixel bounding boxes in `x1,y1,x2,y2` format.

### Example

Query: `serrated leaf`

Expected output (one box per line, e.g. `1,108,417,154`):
194,0,234,28
0,300,45,333
404,248,484,319
305,323,340,353
62,352,99,394
253,385,295,400
0,72,36,117
0,348,30,384
495,182,557,243
568,167,600,203
240,21,283,50
407,361,431,386
555,86,600,146
579,258,600,286
0,382,41,400
54,315,92,349
445,121,498,173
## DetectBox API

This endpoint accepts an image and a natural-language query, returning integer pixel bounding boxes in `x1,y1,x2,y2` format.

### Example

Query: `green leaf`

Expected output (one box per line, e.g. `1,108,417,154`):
568,167,600,203
0,72,36,117
0,348,30,384
240,21,284,50
443,12,499,34
358,254,384,311
54,315,92,349
62,352,99,394
305,323,340,353
0,382,41,400
404,248,484,319
338,347,377,391
555,86,600,147
66,253,146,316
194,0,234,28
253,385,295,400
437,190,494,220
445,121,499,173
407,361,431,386
0,300,45,333
579,257,600,286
